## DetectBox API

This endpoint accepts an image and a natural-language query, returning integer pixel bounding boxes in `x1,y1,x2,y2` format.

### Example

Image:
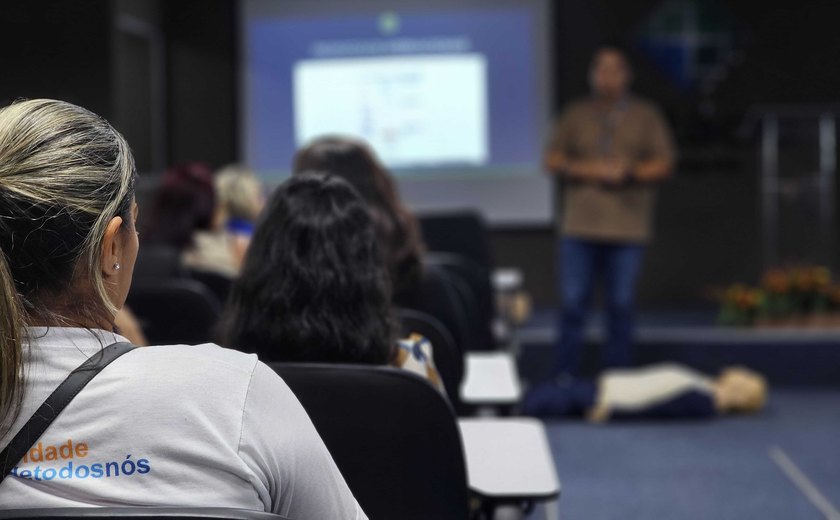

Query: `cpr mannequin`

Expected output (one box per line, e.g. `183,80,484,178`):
523,363,767,421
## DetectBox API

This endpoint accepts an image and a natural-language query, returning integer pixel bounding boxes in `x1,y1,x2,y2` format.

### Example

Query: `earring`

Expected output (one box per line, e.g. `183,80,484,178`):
113,262,121,271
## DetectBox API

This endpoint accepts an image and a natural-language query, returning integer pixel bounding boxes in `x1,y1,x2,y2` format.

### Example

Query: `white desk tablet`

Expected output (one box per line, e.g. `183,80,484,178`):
458,417,561,502
460,352,522,405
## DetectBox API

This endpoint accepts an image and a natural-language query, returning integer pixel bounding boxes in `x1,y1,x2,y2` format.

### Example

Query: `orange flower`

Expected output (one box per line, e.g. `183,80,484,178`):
762,268,790,293
791,267,815,292
813,266,831,289
733,287,762,310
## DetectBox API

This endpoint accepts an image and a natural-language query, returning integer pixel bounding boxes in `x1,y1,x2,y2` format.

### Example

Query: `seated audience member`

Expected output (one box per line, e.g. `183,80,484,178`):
0,99,364,518
144,163,239,277
293,137,482,352
293,136,424,295
219,172,442,388
143,161,215,250
214,164,265,267
523,363,767,421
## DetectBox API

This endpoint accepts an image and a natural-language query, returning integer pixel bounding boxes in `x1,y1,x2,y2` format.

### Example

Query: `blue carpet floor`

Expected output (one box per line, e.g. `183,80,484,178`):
534,389,840,519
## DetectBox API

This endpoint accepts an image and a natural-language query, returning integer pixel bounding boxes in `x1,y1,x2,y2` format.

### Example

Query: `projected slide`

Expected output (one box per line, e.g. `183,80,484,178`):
242,5,542,177
294,54,488,168
242,0,553,223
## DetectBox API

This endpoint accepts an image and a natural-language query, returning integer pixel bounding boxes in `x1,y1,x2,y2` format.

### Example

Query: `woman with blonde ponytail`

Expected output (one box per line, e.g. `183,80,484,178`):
0,100,364,518
0,251,23,432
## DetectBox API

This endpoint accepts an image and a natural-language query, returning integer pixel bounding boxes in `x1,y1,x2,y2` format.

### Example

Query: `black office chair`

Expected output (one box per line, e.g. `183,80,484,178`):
397,308,464,406
0,508,285,520
188,268,234,306
426,252,496,330
269,363,469,520
126,279,221,345
395,263,477,352
418,210,493,271
132,245,186,281
426,253,496,352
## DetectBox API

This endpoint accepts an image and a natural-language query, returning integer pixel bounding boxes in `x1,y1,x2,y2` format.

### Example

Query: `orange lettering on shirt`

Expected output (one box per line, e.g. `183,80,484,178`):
45,446,58,461
75,442,88,458
59,439,73,459
28,442,44,462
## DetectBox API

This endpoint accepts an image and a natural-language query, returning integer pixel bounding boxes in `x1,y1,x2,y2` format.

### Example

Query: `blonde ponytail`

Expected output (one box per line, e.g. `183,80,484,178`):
0,249,23,431
0,98,137,427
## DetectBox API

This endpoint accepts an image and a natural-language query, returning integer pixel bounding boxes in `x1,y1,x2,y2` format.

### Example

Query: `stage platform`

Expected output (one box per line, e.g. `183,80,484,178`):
517,309,840,387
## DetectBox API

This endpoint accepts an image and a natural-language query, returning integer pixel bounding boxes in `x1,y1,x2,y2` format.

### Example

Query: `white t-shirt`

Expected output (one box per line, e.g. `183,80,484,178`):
0,327,366,519
598,363,715,413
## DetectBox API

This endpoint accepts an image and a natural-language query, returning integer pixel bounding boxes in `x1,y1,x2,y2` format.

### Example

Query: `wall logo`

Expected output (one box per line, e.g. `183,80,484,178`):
636,0,741,92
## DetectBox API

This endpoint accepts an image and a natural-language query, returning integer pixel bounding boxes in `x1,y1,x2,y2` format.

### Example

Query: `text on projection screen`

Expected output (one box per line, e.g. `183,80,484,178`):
293,54,489,168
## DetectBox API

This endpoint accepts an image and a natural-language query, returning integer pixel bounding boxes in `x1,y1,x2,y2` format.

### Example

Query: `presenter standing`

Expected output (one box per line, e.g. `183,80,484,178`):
544,46,676,376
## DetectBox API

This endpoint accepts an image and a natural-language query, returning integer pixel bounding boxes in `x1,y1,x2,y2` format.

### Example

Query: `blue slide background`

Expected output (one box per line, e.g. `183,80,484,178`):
244,9,539,175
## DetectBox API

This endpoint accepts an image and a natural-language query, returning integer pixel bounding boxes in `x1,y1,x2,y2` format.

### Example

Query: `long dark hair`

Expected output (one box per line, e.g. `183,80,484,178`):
219,172,396,364
293,136,424,294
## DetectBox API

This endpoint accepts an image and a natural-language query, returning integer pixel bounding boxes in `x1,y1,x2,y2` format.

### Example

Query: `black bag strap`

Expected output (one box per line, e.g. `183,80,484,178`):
0,341,136,484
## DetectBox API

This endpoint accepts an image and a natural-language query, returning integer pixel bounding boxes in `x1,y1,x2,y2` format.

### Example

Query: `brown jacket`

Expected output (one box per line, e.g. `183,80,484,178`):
548,96,675,243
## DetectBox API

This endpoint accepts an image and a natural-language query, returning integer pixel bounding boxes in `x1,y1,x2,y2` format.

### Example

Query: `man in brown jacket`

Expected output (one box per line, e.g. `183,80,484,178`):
544,46,675,376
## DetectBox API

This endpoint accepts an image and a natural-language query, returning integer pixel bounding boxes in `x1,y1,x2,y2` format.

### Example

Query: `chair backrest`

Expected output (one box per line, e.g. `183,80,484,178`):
427,252,495,324
394,263,477,352
126,279,221,345
0,508,285,520
187,268,234,306
418,210,493,270
426,252,496,351
269,363,469,520
132,245,186,281
397,308,464,406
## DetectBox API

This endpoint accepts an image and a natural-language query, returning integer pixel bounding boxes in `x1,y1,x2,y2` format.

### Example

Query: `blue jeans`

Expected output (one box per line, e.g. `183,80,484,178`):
554,238,645,376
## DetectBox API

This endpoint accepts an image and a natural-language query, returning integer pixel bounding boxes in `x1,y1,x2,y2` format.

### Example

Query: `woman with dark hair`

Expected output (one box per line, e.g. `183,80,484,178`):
220,172,441,384
143,162,216,249
293,137,478,354
293,137,424,295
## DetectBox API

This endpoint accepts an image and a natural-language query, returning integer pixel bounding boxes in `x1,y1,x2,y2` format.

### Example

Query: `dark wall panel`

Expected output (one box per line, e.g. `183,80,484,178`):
0,1,112,117
163,0,238,168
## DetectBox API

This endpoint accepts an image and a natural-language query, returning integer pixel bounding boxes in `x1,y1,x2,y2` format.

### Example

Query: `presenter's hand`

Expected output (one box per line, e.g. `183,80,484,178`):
565,159,604,182
543,151,565,174
553,158,627,184
599,158,630,186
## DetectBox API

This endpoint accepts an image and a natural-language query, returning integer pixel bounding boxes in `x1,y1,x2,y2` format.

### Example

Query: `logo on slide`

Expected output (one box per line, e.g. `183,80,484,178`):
379,11,400,36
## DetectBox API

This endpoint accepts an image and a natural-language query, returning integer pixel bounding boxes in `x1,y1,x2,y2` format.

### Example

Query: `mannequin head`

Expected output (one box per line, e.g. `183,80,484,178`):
715,367,767,413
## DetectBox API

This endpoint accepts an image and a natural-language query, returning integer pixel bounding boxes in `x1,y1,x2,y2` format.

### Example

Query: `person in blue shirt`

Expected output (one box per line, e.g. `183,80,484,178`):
214,164,265,266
